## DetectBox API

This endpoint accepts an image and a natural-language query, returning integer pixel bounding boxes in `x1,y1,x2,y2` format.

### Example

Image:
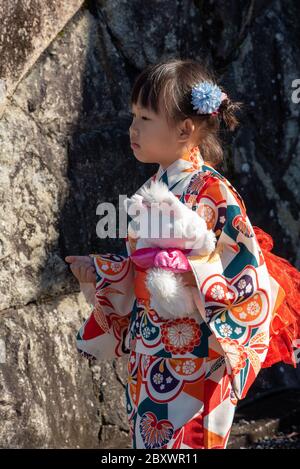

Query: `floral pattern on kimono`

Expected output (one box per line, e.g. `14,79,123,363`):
76,147,276,448
183,165,274,400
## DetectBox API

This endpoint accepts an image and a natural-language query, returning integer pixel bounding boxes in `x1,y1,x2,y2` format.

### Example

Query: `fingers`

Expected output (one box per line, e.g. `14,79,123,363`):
80,264,92,283
79,264,96,283
65,255,96,283
65,255,92,264
65,256,74,263
69,260,96,283
86,265,96,283
69,262,80,279
181,271,197,287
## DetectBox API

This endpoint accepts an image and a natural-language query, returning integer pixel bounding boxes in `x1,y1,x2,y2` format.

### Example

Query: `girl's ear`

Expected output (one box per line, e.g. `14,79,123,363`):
177,118,195,143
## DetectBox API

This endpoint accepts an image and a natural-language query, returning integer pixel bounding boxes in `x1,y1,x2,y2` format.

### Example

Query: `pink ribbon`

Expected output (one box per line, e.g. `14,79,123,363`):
130,247,192,273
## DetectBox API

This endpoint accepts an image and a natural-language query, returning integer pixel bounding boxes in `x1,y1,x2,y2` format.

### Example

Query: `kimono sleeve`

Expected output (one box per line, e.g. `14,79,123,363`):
76,253,136,361
187,174,273,400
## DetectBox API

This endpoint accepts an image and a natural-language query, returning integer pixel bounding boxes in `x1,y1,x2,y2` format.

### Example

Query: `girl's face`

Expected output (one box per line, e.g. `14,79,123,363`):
129,95,181,168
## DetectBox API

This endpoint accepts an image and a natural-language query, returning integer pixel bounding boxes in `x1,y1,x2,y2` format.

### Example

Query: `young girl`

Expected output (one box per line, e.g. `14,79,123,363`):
66,59,300,449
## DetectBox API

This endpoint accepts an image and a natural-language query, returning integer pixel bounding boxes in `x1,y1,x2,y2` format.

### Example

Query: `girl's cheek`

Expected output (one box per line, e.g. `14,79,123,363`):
149,128,164,143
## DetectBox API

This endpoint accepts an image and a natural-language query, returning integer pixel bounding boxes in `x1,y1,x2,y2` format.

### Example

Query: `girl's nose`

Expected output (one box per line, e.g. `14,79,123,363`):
129,125,139,138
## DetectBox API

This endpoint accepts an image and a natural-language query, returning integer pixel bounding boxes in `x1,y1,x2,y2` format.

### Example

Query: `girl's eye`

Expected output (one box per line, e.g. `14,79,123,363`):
130,112,149,121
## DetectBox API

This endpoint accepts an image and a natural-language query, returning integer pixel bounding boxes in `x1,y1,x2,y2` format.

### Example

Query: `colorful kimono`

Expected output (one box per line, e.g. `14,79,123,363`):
76,147,280,449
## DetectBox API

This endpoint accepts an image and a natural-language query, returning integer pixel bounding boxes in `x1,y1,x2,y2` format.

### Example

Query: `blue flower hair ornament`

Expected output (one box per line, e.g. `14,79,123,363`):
191,81,228,116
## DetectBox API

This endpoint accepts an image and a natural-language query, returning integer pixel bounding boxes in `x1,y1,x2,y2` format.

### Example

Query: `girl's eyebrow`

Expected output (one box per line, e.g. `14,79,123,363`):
130,105,156,118
131,103,151,112
130,107,154,117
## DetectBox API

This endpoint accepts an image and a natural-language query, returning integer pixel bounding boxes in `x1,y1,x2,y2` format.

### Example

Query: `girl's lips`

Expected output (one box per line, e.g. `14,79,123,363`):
131,142,140,149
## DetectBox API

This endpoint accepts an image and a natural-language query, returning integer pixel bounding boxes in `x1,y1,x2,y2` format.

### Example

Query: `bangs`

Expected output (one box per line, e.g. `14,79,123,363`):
130,62,187,126
130,69,164,115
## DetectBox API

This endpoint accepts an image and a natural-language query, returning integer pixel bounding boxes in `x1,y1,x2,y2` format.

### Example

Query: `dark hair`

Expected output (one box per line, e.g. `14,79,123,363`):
130,58,243,167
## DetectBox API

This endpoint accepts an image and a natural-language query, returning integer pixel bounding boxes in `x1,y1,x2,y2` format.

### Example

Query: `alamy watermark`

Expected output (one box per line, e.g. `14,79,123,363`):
95,194,201,241
291,79,300,103
293,339,300,365
0,339,6,364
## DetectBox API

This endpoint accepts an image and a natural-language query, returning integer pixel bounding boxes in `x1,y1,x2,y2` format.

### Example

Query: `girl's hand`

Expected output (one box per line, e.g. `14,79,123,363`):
65,255,96,285
180,271,197,287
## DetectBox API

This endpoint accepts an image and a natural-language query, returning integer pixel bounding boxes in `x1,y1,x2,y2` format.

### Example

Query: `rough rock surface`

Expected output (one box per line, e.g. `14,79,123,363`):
0,0,299,448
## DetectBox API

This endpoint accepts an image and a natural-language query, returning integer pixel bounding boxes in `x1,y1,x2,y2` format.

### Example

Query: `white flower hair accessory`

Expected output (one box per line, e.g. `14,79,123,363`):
191,81,228,116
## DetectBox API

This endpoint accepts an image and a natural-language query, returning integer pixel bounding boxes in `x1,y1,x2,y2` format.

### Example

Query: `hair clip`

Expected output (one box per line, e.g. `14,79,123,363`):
191,81,227,116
